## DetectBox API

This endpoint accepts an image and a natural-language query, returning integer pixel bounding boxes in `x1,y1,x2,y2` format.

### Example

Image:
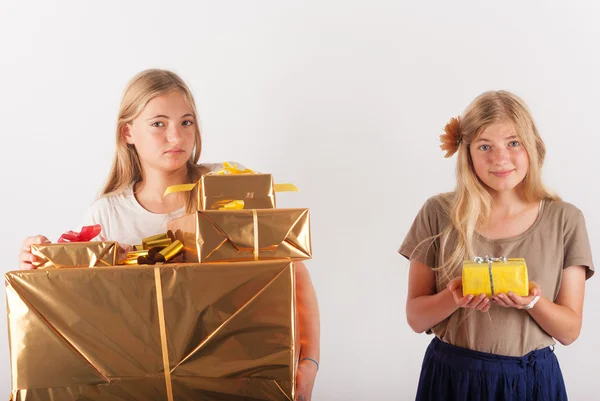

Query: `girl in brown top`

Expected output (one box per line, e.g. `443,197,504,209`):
399,90,594,401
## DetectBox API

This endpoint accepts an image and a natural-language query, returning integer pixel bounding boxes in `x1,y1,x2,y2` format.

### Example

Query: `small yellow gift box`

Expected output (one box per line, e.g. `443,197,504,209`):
462,257,529,297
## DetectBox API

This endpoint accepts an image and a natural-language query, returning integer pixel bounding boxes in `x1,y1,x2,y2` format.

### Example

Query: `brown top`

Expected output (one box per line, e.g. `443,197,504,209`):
399,193,595,356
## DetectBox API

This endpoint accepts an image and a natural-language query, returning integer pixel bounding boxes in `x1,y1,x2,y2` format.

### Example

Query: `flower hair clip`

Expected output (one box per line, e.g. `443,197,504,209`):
439,116,461,158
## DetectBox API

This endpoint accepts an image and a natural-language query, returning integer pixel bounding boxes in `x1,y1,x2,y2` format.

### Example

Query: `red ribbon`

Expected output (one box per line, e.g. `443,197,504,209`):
57,224,102,243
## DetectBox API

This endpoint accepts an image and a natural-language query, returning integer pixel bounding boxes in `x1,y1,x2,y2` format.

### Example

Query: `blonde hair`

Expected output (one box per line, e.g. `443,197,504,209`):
100,69,206,213
434,90,560,277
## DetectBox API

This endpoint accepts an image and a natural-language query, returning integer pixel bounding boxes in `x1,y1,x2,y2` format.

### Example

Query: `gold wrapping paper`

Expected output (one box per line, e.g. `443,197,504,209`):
462,257,529,297
6,260,299,401
30,241,117,269
200,173,276,210
167,209,312,263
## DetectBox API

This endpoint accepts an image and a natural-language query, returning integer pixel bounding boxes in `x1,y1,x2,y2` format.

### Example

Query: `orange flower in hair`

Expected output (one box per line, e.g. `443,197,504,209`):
439,116,461,158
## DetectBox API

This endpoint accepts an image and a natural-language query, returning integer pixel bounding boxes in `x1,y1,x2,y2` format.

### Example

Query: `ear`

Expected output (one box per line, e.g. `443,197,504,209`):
121,123,134,145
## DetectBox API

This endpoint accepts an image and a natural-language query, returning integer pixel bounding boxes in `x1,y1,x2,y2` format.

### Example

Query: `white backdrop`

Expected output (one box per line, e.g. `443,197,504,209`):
1,1,599,399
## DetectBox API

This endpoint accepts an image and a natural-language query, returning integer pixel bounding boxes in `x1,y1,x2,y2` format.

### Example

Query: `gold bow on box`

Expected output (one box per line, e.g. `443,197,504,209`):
462,256,529,297
119,232,184,266
167,208,312,263
6,260,299,401
163,162,299,210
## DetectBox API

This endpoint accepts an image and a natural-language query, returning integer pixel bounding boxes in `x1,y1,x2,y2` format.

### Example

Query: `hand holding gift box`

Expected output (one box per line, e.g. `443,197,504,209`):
462,256,530,298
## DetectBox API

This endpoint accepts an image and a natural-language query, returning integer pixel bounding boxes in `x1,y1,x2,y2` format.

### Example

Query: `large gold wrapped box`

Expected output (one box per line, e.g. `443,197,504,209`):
6,260,299,400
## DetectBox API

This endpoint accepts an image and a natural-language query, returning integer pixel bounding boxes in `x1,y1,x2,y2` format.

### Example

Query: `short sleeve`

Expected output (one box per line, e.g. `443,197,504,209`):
564,210,595,279
398,197,442,268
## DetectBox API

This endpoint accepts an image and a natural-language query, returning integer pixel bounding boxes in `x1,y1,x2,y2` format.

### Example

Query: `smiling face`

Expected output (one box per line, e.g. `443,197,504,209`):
469,122,530,194
122,90,197,174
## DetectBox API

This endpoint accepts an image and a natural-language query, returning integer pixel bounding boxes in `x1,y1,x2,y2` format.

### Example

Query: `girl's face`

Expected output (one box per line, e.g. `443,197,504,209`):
469,122,530,194
123,91,196,174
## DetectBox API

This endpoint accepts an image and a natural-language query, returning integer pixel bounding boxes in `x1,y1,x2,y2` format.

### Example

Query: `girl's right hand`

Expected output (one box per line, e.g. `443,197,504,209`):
447,277,491,312
20,235,51,270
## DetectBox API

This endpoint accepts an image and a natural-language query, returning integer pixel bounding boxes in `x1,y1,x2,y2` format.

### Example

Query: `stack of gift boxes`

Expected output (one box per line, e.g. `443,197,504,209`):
5,163,311,401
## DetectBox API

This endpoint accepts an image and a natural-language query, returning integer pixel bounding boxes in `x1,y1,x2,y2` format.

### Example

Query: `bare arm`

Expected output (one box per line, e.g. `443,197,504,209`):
406,259,490,333
294,261,320,401
496,265,587,345
295,261,320,361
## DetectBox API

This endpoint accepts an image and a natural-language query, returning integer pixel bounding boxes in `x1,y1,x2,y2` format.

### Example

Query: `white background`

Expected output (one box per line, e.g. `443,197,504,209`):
1,1,599,399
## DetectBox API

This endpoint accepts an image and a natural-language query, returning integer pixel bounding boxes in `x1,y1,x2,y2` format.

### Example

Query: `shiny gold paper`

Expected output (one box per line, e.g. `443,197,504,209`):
143,233,170,248
30,241,117,269
462,257,529,297
120,233,183,266
6,260,299,400
155,240,184,263
167,209,312,263
200,174,277,210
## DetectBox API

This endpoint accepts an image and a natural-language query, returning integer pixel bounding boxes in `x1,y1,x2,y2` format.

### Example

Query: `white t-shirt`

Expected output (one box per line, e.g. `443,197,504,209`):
81,162,240,246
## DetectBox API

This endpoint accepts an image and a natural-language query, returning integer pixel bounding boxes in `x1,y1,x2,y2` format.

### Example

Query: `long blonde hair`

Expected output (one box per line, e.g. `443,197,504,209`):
435,90,560,276
100,69,206,213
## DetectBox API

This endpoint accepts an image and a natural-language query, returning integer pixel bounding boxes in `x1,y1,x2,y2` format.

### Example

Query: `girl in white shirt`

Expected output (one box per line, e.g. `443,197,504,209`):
19,69,320,400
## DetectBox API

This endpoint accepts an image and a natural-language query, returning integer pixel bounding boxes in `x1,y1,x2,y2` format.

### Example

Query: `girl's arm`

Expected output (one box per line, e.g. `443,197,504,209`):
294,261,320,401
406,260,490,333
495,265,587,345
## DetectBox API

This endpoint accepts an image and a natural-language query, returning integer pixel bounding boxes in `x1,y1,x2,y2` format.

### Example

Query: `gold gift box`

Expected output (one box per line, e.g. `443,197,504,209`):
200,173,277,210
6,260,299,401
462,257,529,297
167,209,312,263
30,241,117,268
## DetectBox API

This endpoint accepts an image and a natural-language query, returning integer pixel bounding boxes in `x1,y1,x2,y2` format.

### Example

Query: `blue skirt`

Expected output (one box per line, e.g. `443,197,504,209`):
416,337,568,401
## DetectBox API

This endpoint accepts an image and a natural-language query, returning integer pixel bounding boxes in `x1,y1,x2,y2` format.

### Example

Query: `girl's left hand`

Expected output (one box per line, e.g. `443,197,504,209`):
492,281,542,309
295,359,318,401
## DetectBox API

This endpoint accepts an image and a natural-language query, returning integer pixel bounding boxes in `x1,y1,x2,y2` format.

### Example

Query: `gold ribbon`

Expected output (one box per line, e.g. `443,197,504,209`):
118,233,183,266
154,267,174,401
163,183,197,198
216,200,245,210
215,161,255,175
273,183,299,192
252,209,259,261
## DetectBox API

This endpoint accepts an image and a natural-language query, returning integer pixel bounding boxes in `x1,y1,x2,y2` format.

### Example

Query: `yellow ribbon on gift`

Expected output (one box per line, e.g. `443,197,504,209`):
216,200,246,210
216,161,255,175
163,183,197,198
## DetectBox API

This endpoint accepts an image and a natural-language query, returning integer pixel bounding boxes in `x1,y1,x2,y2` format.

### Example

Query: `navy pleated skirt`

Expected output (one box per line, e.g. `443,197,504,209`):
416,337,568,401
